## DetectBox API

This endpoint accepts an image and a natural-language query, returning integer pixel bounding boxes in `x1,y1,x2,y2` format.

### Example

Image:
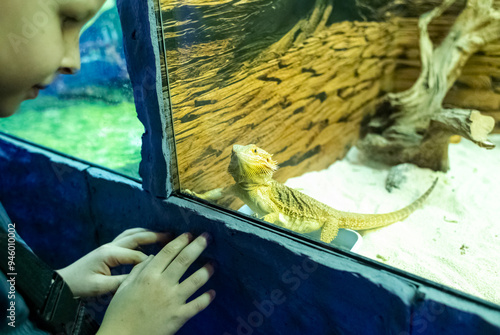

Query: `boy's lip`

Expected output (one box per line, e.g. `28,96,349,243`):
26,87,40,100
26,82,51,100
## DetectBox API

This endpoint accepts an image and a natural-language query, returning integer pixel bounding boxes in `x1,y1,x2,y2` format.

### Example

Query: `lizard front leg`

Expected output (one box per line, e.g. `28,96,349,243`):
320,219,339,243
261,212,280,224
183,185,236,201
184,188,224,201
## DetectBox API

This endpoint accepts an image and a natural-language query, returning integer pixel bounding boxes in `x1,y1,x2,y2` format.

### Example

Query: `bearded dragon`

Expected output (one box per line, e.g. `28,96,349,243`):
185,144,438,243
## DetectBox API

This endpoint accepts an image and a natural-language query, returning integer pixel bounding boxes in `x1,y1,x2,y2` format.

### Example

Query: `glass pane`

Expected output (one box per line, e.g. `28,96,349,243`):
0,0,143,179
159,0,500,305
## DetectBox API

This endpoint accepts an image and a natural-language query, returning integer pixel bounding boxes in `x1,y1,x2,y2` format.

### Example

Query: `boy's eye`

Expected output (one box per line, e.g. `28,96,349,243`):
64,17,78,23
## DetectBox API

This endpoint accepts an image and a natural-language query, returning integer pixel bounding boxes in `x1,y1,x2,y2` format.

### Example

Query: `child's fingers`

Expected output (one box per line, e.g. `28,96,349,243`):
181,290,216,321
147,233,193,273
177,262,215,300
121,255,154,285
112,231,170,249
162,233,211,284
101,246,148,267
112,228,151,240
90,274,128,296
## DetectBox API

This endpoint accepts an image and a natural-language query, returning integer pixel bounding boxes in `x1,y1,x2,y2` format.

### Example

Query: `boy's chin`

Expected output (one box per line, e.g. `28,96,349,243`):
0,100,21,118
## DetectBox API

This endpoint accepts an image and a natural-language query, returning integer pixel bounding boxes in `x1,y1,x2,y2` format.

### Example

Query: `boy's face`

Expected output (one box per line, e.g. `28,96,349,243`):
0,0,105,117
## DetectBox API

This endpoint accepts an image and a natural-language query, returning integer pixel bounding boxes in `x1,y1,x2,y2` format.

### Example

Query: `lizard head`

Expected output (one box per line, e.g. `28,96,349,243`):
228,144,278,184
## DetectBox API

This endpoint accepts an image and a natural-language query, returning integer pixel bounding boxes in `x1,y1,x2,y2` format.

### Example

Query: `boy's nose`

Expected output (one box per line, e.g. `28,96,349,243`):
59,67,78,75
59,52,81,75
59,33,81,75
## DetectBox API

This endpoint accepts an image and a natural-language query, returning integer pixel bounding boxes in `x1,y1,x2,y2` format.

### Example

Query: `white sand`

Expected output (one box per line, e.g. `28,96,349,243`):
284,135,500,305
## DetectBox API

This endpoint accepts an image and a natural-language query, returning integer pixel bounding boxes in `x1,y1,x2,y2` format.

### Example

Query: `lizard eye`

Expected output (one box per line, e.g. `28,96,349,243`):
253,149,258,153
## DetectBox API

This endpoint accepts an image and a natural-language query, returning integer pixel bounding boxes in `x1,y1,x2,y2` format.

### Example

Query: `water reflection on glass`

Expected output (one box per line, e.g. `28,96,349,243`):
0,0,143,179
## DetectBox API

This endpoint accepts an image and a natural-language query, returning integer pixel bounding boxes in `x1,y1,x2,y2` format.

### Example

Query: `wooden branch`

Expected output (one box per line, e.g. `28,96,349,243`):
441,0,500,87
391,17,500,132
385,1,460,129
396,0,499,130
432,109,496,147
359,0,499,171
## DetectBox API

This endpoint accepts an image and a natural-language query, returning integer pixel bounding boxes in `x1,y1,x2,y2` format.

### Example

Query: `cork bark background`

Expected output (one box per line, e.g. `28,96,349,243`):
157,0,500,208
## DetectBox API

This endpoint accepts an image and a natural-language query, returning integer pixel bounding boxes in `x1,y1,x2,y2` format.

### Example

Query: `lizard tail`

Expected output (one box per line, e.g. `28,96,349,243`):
338,178,438,230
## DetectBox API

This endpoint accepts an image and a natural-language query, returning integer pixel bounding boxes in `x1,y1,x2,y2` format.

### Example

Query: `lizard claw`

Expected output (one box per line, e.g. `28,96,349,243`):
183,188,224,201
183,189,196,196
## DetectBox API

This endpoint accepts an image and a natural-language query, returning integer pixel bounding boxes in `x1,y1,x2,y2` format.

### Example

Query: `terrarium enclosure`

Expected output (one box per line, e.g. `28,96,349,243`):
158,0,500,304
0,0,498,333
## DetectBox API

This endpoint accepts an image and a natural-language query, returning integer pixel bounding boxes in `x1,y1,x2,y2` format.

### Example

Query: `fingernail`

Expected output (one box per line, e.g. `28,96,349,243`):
201,232,212,244
183,232,193,240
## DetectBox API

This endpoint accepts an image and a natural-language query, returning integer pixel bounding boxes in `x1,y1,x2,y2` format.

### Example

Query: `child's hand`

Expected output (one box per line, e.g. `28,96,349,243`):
97,233,215,335
57,228,169,297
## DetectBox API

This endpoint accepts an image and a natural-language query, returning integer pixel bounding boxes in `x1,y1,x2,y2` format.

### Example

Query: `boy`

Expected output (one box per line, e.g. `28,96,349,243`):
0,0,215,334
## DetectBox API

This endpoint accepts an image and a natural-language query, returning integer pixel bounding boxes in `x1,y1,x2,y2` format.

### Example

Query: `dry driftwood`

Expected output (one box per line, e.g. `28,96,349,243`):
358,0,499,171
391,15,500,133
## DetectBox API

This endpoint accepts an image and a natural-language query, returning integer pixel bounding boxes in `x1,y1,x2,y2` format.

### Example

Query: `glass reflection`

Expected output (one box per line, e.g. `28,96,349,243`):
0,0,143,179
